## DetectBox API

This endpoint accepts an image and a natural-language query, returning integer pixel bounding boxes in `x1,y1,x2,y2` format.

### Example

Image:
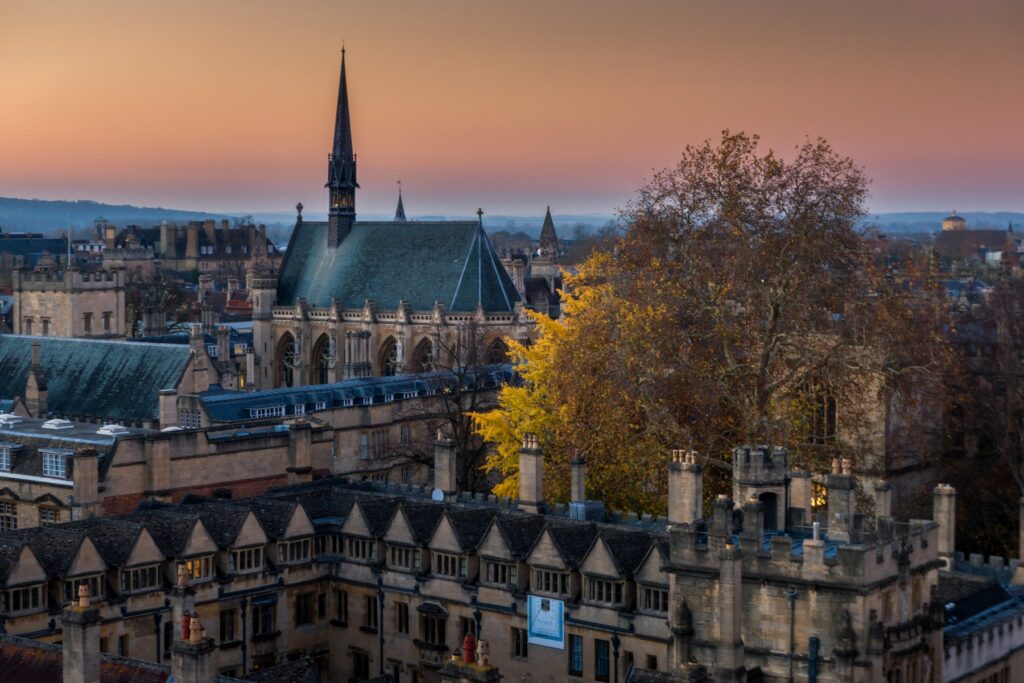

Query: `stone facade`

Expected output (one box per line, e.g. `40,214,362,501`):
12,265,126,338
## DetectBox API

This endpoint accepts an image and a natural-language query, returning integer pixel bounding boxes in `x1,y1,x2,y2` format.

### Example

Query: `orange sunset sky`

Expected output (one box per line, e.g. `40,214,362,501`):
1,0,1022,216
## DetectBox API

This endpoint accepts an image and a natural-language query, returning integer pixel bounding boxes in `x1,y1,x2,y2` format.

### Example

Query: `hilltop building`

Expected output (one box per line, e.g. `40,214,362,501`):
250,52,529,390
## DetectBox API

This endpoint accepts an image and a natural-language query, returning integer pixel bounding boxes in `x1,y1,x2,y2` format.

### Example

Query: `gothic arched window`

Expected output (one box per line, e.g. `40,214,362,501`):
380,338,399,376
309,334,332,385
274,333,296,388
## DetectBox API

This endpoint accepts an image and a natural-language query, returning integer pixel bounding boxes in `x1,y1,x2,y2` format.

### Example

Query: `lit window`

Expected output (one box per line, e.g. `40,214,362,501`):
184,556,213,583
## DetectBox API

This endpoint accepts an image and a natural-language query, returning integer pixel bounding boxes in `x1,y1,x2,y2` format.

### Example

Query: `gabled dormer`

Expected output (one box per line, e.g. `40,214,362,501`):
119,528,164,596
383,506,421,573
634,541,669,616
276,505,314,567
427,512,469,581
579,536,626,609
0,543,47,615
63,536,109,604
340,501,379,564
477,517,522,591
180,518,218,584
229,511,269,575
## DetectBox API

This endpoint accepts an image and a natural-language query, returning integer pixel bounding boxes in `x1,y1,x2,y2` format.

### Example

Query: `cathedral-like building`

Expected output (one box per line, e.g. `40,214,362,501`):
251,53,530,389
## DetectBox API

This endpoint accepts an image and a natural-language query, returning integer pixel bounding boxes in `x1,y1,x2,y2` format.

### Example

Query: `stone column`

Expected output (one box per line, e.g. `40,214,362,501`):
518,434,544,514
933,484,956,568
715,543,745,683
62,584,101,683
668,450,703,527
287,421,313,485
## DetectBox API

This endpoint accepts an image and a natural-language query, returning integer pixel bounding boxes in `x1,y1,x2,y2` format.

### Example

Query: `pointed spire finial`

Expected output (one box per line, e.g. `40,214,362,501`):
477,208,484,224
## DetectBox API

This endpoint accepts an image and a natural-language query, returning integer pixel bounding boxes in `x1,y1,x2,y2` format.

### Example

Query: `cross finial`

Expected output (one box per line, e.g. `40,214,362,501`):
477,208,484,221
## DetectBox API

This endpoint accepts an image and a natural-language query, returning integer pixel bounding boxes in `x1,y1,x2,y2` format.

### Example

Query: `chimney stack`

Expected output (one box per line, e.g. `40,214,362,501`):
216,325,230,364
71,450,101,521
26,341,48,418
874,480,892,519
171,614,215,683
826,459,856,542
434,430,458,500
933,484,956,568
62,584,101,683
668,450,703,527
570,456,585,505
518,434,543,514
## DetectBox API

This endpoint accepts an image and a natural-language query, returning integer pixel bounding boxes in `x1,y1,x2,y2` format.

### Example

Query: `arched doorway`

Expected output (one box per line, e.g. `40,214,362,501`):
485,338,509,364
379,337,399,376
309,334,332,385
409,338,434,373
274,333,296,388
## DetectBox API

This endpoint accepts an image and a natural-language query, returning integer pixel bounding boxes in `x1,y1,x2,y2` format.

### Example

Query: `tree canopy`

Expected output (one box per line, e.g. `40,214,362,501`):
475,131,953,512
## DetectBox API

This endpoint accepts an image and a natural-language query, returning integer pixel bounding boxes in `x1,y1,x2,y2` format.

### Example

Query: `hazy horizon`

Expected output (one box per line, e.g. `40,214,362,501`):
2,0,1022,215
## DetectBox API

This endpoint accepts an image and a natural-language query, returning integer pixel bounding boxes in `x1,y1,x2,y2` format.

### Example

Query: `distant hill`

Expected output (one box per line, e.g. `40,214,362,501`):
0,197,232,235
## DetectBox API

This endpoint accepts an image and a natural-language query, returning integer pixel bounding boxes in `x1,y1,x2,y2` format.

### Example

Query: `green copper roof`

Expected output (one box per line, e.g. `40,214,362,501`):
0,336,192,423
277,220,521,312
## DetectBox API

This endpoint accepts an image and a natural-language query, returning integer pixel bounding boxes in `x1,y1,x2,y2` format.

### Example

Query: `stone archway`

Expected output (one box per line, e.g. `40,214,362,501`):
274,332,296,388
309,333,332,385
379,337,399,376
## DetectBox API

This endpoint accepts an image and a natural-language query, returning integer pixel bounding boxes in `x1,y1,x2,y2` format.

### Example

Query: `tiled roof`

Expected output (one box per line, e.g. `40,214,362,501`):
60,518,143,567
0,634,169,683
236,657,320,683
447,508,496,551
493,514,547,558
601,530,659,576
546,522,600,568
119,509,202,557
0,237,67,265
0,336,192,423
5,526,86,576
276,220,520,312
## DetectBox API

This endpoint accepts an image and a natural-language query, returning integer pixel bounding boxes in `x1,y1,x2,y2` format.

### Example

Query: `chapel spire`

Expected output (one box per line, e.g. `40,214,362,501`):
538,205,559,259
394,181,407,222
327,48,358,247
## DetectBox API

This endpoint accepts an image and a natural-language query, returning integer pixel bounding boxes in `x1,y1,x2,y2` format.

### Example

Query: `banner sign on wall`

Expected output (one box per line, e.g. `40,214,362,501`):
527,594,565,649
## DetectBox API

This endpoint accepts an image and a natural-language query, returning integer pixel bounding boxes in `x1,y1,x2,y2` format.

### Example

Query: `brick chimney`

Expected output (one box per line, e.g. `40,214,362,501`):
518,434,543,514
25,341,47,418
62,584,101,683
185,222,199,259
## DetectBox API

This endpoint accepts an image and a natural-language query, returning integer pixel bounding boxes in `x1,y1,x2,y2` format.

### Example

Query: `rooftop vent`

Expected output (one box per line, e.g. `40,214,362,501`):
97,424,130,436
42,418,74,430
160,426,183,432
0,413,22,426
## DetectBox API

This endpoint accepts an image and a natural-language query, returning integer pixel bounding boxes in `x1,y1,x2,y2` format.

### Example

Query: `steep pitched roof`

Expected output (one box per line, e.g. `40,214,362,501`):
327,50,357,191
539,206,558,252
0,336,192,423
276,221,520,312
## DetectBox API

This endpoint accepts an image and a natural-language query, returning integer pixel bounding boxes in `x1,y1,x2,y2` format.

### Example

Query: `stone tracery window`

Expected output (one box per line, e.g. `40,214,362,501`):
380,338,399,376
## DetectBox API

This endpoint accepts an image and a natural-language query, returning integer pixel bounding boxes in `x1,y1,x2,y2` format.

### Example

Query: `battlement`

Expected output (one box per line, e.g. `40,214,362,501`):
102,246,153,260
732,444,788,485
14,268,124,291
252,278,278,290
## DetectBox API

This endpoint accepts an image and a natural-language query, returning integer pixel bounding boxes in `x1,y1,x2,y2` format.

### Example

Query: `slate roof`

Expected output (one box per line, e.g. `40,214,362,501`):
0,540,28,583
119,510,203,557
600,530,659,576
400,502,446,544
60,518,143,567
237,657,320,683
492,513,547,558
5,526,87,576
0,237,68,267
0,336,192,423
446,508,496,551
545,522,600,568
199,364,514,423
0,635,170,683
276,220,520,312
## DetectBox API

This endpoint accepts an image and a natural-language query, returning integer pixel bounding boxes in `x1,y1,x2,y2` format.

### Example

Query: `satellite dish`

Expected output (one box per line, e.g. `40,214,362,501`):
431,488,444,502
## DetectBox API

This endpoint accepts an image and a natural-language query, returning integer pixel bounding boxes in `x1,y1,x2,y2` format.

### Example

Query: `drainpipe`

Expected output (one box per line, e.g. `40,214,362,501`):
240,596,249,675
153,611,162,661
612,633,621,683
808,636,820,683
786,589,798,683
377,576,386,675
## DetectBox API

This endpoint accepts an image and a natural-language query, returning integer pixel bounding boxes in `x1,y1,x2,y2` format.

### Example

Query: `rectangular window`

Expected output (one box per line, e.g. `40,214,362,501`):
24,318,32,335
396,602,410,634
533,568,569,596
83,312,92,333
314,401,327,411
0,501,16,531
0,446,10,472
102,312,111,332
389,545,420,571
41,318,49,336
315,533,343,556
252,603,275,637
318,592,327,619
5,584,42,613
400,425,411,445
421,615,446,646
433,552,467,579
371,430,389,458
295,593,314,626
353,652,370,681
220,609,237,642
119,564,159,594
41,449,69,478
645,654,658,670
595,639,610,682
229,546,264,573
185,556,213,583
63,575,104,603
512,627,529,658
293,404,306,415
642,586,669,613
347,537,377,563
179,409,201,429
586,578,623,606
336,589,348,623
569,635,584,676
248,405,285,419
364,594,378,631
39,508,59,526
360,433,369,460
484,560,518,587
277,538,311,564
117,634,129,657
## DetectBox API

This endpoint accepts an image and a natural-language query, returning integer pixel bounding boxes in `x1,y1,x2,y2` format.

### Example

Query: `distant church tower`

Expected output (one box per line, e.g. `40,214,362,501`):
326,49,358,248
538,206,559,259
394,183,407,222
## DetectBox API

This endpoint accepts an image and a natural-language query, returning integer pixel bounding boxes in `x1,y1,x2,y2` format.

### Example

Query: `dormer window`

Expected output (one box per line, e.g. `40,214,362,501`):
184,555,213,583
313,401,327,411
41,448,72,478
640,585,668,613
346,537,377,563
248,406,285,419
278,538,312,565
64,574,105,603
483,560,518,587
2,583,45,614
229,546,264,574
293,404,306,416
388,544,420,572
342,398,355,407
0,443,15,471
401,391,418,400
532,568,569,597
433,552,467,579
120,564,160,594
585,577,623,607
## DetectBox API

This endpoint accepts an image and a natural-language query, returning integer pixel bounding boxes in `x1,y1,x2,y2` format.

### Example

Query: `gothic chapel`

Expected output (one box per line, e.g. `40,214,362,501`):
251,52,530,389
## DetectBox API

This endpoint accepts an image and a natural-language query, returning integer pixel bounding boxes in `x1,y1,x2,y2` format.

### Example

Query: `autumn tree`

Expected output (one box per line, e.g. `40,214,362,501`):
476,131,953,512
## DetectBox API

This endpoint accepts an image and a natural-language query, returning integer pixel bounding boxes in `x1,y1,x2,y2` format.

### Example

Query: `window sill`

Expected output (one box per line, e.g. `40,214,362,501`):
359,626,379,635
218,640,242,650
251,631,281,642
